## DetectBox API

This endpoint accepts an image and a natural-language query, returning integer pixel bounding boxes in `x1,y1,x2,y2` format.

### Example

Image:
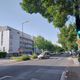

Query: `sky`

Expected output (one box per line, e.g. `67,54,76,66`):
0,0,74,45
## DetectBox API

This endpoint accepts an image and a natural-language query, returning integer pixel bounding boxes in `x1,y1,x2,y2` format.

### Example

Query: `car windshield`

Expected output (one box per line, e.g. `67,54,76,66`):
41,51,49,55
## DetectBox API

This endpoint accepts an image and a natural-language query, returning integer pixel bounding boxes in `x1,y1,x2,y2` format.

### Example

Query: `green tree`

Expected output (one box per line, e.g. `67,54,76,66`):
34,36,54,51
20,0,80,29
45,40,54,51
34,36,46,50
54,45,64,53
58,24,78,51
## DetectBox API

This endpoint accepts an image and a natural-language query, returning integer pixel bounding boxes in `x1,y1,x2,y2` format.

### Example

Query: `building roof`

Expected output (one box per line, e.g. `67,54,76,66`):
0,26,33,40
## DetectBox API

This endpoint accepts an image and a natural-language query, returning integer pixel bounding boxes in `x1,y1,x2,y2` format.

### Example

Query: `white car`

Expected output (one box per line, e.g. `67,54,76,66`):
38,51,50,59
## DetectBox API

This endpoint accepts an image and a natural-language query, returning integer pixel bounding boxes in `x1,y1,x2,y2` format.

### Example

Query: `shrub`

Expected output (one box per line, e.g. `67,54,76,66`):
11,54,30,61
15,57,23,62
0,52,7,58
11,57,21,61
21,55,30,60
31,53,37,59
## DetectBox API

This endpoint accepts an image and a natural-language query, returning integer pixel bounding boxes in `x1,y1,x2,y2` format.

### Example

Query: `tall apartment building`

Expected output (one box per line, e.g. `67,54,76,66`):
0,26,34,54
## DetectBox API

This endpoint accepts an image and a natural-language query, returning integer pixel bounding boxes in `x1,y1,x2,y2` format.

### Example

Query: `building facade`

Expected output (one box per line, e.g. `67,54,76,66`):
0,26,34,54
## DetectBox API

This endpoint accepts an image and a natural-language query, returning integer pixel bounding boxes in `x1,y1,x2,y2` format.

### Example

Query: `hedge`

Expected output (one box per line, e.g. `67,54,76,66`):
0,52,7,58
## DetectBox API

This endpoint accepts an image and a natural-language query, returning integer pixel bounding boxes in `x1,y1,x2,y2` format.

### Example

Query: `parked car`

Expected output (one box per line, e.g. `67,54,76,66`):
38,51,50,59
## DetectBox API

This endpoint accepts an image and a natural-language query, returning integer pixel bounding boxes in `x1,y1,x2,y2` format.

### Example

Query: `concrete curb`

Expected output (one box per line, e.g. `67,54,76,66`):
60,71,67,80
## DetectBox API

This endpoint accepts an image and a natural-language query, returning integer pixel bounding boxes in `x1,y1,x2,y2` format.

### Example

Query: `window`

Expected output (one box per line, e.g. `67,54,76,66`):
3,47,5,51
10,41,12,45
9,47,13,51
17,32,20,34
1,31,3,46
10,34,13,39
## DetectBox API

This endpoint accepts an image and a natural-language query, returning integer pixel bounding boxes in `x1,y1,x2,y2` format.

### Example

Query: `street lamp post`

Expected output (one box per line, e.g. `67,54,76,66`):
21,21,29,53
22,21,29,38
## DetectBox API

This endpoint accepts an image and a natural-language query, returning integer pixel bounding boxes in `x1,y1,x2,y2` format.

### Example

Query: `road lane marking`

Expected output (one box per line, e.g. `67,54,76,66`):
0,76,12,80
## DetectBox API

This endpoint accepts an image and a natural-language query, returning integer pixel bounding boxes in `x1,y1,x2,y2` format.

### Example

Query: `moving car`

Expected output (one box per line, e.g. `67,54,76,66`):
38,51,50,59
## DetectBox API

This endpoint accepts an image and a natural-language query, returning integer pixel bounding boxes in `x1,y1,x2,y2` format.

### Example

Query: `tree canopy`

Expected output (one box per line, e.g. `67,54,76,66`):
53,45,64,52
58,24,78,51
34,36,64,52
34,36,54,51
20,0,80,28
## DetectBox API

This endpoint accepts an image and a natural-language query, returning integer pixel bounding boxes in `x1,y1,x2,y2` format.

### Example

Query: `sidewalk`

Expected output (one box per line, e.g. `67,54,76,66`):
67,57,80,80
0,59,16,66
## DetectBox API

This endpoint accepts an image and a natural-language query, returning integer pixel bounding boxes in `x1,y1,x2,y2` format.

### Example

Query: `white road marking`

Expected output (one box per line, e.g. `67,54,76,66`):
0,76,12,80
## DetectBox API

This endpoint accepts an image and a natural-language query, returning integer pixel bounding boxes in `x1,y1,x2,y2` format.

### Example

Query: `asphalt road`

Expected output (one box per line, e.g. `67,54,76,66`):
0,56,72,80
